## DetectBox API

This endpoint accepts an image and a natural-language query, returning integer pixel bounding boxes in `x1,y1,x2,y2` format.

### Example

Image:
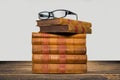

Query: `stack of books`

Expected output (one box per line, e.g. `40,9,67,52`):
32,18,92,73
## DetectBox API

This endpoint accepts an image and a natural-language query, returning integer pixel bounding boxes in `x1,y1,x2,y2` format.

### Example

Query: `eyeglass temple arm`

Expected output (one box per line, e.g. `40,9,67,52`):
74,14,78,20
68,11,78,20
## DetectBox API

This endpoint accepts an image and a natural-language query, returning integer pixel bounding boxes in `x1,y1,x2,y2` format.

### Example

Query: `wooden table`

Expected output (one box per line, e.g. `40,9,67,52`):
0,61,120,80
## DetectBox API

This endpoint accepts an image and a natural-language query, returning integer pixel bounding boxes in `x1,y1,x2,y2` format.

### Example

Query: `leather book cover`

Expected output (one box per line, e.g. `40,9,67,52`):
32,45,86,55
36,18,92,33
32,32,86,38
32,54,87,64
32,63,87,73
32,38,86,45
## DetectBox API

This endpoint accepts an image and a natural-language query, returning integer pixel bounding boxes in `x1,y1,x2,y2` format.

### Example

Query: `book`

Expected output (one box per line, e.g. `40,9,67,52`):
32,54,87,64
36,18,92,33
32,63,87,73
32,32,86,38
40,25,69,33
39,25,91,33
32,45,86,55
32,38,86,45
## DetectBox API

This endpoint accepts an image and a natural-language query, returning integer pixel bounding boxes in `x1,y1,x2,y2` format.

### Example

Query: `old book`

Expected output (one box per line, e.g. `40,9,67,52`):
36,18,92,33
32,32,86,38
32,54,87,64
32,38,86,45
32,63,87,73
40,25,69,33
39,25,91,33
32,45,86,55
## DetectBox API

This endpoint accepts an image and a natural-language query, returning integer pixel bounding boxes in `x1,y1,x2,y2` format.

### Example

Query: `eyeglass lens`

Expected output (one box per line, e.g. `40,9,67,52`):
53,11,66,18
39,12,49,19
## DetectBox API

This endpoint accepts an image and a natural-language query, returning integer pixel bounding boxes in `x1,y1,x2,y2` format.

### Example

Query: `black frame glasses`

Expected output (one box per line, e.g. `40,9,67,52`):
38,9,78,20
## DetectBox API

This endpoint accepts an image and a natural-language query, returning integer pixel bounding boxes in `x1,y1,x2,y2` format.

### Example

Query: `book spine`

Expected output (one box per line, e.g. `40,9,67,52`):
32,38,86,45
32,54,87,64
32,63,87,73
32,45,86,55
32,32,86,38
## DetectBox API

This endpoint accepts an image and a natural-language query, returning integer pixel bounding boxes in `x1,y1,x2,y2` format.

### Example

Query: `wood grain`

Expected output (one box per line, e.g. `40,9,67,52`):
0,61,120,80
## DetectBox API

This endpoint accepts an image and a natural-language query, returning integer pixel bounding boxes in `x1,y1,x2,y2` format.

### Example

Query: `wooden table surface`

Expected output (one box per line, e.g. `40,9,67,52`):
0,61,120,80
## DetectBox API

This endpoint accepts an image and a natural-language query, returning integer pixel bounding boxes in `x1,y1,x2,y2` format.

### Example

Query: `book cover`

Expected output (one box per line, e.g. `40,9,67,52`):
32,63,87,73
32,38,86,45
40,25,69,33
36,18,92,33
32,54,87,64
32,32,86,38
39,25,91,33
32,45,86,55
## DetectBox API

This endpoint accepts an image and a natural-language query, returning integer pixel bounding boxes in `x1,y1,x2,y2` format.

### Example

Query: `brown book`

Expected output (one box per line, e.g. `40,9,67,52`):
40,25,69,33
32,54,87,64
32,38,86,45
36,18,92,33
39,25,91,33
32,63,87,73
32,32,86,38
32,45,86,55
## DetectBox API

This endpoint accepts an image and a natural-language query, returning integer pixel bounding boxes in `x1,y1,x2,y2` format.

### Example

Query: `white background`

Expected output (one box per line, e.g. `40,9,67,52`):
0,0,120,61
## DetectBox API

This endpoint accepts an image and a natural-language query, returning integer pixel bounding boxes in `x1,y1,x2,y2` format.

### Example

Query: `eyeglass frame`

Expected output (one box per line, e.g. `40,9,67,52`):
38,9,78,20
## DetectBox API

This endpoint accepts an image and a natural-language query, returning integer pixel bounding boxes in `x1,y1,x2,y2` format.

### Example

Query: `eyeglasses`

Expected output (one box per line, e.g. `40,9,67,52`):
38,9,78,20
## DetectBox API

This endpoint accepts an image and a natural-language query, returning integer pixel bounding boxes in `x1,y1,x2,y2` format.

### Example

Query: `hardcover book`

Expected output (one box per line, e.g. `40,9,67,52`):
32,54,87,64
32,45,86,55
32,38,86,45
32,63,87,73
32,32,86,38
36,18,92,33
